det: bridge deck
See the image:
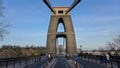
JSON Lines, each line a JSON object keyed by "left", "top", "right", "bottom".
{"left": 0, "top": 56, "right": 119, "bottom": 68}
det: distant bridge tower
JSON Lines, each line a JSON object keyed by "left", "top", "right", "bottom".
{"left": 43, "top": 0, "right": 81, "bottom": 57}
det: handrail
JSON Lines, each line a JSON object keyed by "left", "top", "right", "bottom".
{"left": 78, "top": 54, "right": 120, "bottom": 68}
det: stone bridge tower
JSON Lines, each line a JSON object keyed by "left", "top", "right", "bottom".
{"left": 43, "top": 0, "right": 81, "bottom": 57}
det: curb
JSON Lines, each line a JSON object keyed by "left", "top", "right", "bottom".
{"left": 43, "top": 58, "right": 56, "bottom": 68}
{"left": 67, "top": 60, "right": 83, "bottom": 68}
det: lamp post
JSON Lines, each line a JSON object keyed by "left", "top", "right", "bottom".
{"left": 80, "top": 45, "right": 82, "bottom": 53}
{"left": 115, "top": 46, "right": 118, "bottom": 56}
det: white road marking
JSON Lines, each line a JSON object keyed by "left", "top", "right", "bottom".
{"left": 51, "top": 60, "right": 57, "bottom": 68}
{"left": 64, "top": 62, "right": 69, "bottom": 68}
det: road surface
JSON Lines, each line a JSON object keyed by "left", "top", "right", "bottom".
{"left": 51, "top": 56, "right": 72, "bottom": 68}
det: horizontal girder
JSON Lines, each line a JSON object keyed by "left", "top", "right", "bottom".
{"left": 43, "top": 0, "right": 81, "bottom": 14}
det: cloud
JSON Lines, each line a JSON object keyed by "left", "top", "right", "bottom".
{"left": 12, "top": 32, "right": 47, "bottom": 38}
{"left": 74, "top": 16, "right": 120, "bottom": 23}
{"left": 0, "top": 32, "right": 47, "bottom": 46}
{"left": 75, "top": 27, "right": 114, "bottom": 45}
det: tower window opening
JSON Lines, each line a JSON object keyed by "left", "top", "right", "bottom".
{"left": 58, "top": 10, "right": 63, "bottom": 14}
{"left": 57, "top": 23, "right": 65, "bottom": 32}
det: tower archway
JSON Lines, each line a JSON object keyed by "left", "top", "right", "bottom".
{"left": 57, "top": 18, "right": 66, "bottom": 32}
{"left": 56, "top": 18, "right": 66, "bottom": 55}
{"left": 46, "top": 7, "right": 77, "bottom": 57}
{"left": 43, "top": 0, "right": 81, "bottom": 57}
{"left": 56, "top": 36, "right": 66, "bottom": 55}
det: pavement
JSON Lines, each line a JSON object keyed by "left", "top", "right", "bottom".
{"left": 0, "top": 59, "right": 35, "bottom": 68}
{"left": 25, "top": 59, "right": 46, "bottom": 68}
{"left": 77, "top": 59, "right": 105, "bottom": 68}
{"left": 79, "top": 58, "right": 119, "bottom": 68}
{"left": 24, "top": 57, "right": 56, "bottom": 68}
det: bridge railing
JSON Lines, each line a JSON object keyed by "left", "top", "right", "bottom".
{"left": 78, "top": 54, "right": 120, "bottom": 68}
{"left": 0, "top": 55, "right": 41, "bottom": 68}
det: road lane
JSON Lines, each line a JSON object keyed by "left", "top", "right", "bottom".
{"left": 51, "top": 56, "right": 71, "bottom": 68}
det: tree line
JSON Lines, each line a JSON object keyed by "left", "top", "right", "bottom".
{"left": 0, "top": 45, "right": 46, "bottom": 59}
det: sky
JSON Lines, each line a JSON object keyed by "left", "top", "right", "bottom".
{"left": 0, "top": 0, "right": 120, "bottom": 50}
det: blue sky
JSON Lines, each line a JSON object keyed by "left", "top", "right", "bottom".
{"left": 0, "top": 0, "right": 120, "bottom": 50}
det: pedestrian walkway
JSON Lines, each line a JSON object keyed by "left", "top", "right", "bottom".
{"left": 0, "top": 59, "right": 35, "bottom": 68}
{"left": 79, "top": 57, "right": 119, "bottom": 68}
{"left": 25, "top": 58, "right": 55, "bottom": 68}
{"left": 77, "top": 59, "right": 105, "bottom": 68}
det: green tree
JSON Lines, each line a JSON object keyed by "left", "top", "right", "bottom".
{"left": 39, "top": 46, "right": 46, "bottom": 54}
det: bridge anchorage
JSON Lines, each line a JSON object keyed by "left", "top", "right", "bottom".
{"left": 43, "top": 0, "right": 81, "bottom": 57}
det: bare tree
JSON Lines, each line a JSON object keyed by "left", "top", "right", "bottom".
{"left": 106, "top": 35, "right": 120, "bottom": 51}
{"left": 113, "top": 35, "right": 120, "bottom": 48}
{"left": 0, "top": 0, "right": 4, "bottom": 17}
{"left": 0, "top": 0, "right": 10, "bottom": 40}
{"left": 0, "top": 22, "right": 10, "bottom": 40}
